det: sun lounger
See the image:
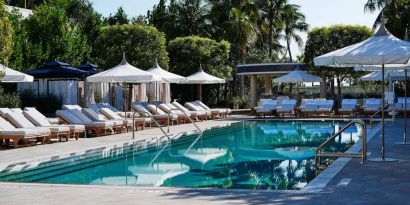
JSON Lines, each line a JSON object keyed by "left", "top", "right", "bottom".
{"left": 395, "top": 97, "right": 410, "bottom": 113}
{"left": 5, "top": 111, "right": 63, "bottom": 142}
{"left": 62, "top": 104, "right": 83, "bottom": 111}
{"left": 158, "top": 103, "right": 191, "bottom": 123}
{"left": 99, "top": 108, "right": 150, "bottom": 130}
{"left": 338, "top": 99, "right": 358, "bottom": 116}
{"left": 276, "top": 99, "right": 297, "bottom": 117}
{"left": 98, "top": 103, "right": 131, "bottom": 118}
{"left": 23, "top": 108, "right": 85, "bottom": 140}
{"left": 255, "top": 99, "right": 277, "bottom": 117}
{"left": 171, "top": 102, "right": 208, "bottom": 120}
{"left": 185, "top": 102, "right": 216, "bottom": 118}
{"left": 24, "top": 107, "right": 60, "bottom": 124}
{"left": 56, "top": 109, "right": 114, "bottom": 137}
{"left": 132, "top": 104, "right": 176, "bottom": 126}
{"left": 0, "top": 116, "right": 50, "bottom": 148}
{"left": 362, "top": 98, "right": 382, "bottom": 115}
{"left": 316, "top": 100, "right": 334, "bottom": 116}
{"left": 82, "top": 108, "right": 126, "bottom": 132}
{"left": 299, "top": 99, "right": 317, "bottom": 117}
{"left": 194, "top": 100, "right": 231, "bottom": 117}
{"left": 146, "top": 104, "right": 179, "bottom": 124}
{"left": 0, "top": 108, "right": 12, "bottom": 117}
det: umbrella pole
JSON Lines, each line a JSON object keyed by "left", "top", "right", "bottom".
{"left": 197, "top": 84, "right": 202, "bottom": 101}
{"left": 405, "top": 69, "right": 408, "bottom": 144}
{"left": 369, "top": 64, "right": 398, "bottom": 162}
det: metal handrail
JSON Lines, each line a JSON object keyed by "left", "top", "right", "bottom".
{"left": 132, "top": 111, "right": 171, "bottom": 140}
{"left": 315, "top": 119, "right": 367, "bottom": 170}
{"left": 170, "top": 108, "right": 203, "bottom": 134}
{"left": 369, "top": 104, "right": 391, "bottom": 127}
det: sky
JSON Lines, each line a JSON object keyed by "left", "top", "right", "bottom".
{"left": 91, "top": 0, "right": 380, "bottom": 56}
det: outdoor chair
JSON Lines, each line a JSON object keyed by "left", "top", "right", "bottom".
{"left": 170, "top": 102, "right": 208, "bottom": 121}
{"left": 338, "top": 99, "right": 358, "bottom": 116}
{"left": 316, "top": 100, "right": 334, "bottom": 116}
{"left": 0, "top": 116, "right": 50, "bottom": 148}
{"left": 99, "top": 108, "right": 150, "bottom": 130}
{"left": 276, "top": 99, "right": 297, "bottom": 117}
{"left": 395, "top": 97, "right": 410, "bottom": 113}
{"left": 299, "top": 99, "right": 317, "bottom": 117}
{"left": 362, "top": 98, "right": 382, "bottom": 115}
{"left": 82, "top": 108, "right": 127, "bottom": 132}
{"left": 195, "top": 100, "right": 231, "bottom": 117}
{"left": 158, "top": 103, "right": 192, "bottom": 123}
{"left": 24, "top": 107, "right": 60, "bottom": 124}
{"left": 132, "top": 104, "right": 175, "bottom": 126}
{"left": 184, "top": 102, "right": 215, "bottom": 118}
{"left": 23, "top": 108, "right": 85, "bottom": 140}
{"left": 5, "top": 111, "right": 66, "bottom": 142}
{"left": 56, "top": 109, "right": 115, "bottom": 137}
{"left": 97, "top": 103, "right": 132, "bottom": 118}
{"left": 255, "top": 99, "right": 277, "bottom": 117}
{"left": 146, "top": 104, "right": 179, "bottom": 124}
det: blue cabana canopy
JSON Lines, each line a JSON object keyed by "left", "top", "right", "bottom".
{"left": 77, "top": 61, "right": 98, "bottom": 75}
{"left": 25, "top": 60, "right": 91, "bottom": 79}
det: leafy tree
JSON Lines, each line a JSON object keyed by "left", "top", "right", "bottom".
{"left": 304, "top": 25, "right": 373, "bottom": 100}
{"left": 94, "top": 23, "right": 169, "bottom": 69}
{"left": 365, "top": 0, "right": 410, "bottom": 39}
{"left": 104, "top": 7, "right": 129, "bottom": 26}
{"left": 7, "top": 7, "right": 25, "bottom": 70}
{"left": 279, "top": 3, "right": 308, "bottom": 62}
{"left": 167, "top": 36, "right": 232, "bottom": 105}
{"left": 0, "top": 0, "right": 14, "bottom": 65}
{"left": 22, "top": 3, "right": 89, "bottom": 69}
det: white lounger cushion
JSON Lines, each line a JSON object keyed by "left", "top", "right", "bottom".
{"left": 6, "top": 112, "right": 69, "bottom": 133}
{"left": 195, "top": 101, "right": 231, "bottom": 113}
{"left": 68, "top": 109, "right": 114, "bottom": 126}
{"left": 82, "top": 108, "right": 124, "bottom": 126}
{"left": 24, "top": 110, "right": 84, "bottom": 132}
{"left": 147, "top": 104, "right": 167, "bottom": 115}
{"left": 0, "top": 108, "right": 12, "bottom": 117}
{"left": 159, "top": 104, "right": 191, "bottom": 117}
{"left": 185, "top": 102, "right": 212, "bottom": 115}
{"left": 171, "top": 102, "right": 207, "bottom": 116}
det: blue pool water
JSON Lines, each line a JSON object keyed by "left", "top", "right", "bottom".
{"left": 0, "top": 121, "right": 362, "bottom": 190}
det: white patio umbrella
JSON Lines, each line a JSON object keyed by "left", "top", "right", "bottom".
{"left": 273, "top": 69, "right": 322, "bottom": 83}
{"left": 314, "top": 15, "right": 410, "bottom": 161}
{"left": 359, "top": 70, "right": 410, "bottom": 81}
{"left": 273, "top": 69, "right": 321, "bottom": 95}
{"left": 0, "top": 64, "right": 33, "bottom": 83}
{"left": 181, "top": 65, "right": 225, "bottom": 101}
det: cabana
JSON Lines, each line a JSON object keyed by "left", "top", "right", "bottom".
{"left": 236, "top": 63, "right": 309, "bottom": 107}
{"left": 0, "top": 64, "right": 33, "bottom": 83}
{"left": 181, "top": 65, "right": 225, "bottom": 101}
{"left": 273, "top": 69, "right": 322, "bottom": 95}
{"left": 86, "top": 55, "right": 161, "bottom": 111}
{"left": 146, "top": 60, "right": 185, "bottom": 103}
{"left": 18, "top": 61, "right": 93, "bottom": 105}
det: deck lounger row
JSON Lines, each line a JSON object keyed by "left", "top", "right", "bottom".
{"left": 276, "top": 99, "right": 297, "bottom": 117}
{"left": 157, "top": 103, "right": 191, "bottom": 123}
{"left": 184, "top": 101, "right": 229, "bottom": 119}
{"left": 132, "top": 104, "right": 176, "bottom": 126}
{"left": 299, "top": 99, "right": 334, "bottom": 117}
{"left": 98, "top": 108, "right": 149, "bottom": 130}
{"left": 171, "top": 101, "right": 208, "bottom": 120}
{"left": 56, "top": 109, "right": 114, "bottom": 137}
{"left": 0, "top": 115, "right": 50, "bottom": 148}
{"left": 338, "top": 99, "right": 358, "bottom": 116}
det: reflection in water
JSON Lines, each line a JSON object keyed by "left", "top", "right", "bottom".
{"left": 36, "top": 121, "right": 361, "bottom": 190}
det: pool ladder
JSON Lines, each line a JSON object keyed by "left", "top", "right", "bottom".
{"left": 315, "top": 119, "right": 367, "bottom": 172}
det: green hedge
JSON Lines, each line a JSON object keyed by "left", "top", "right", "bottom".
{"left": 167, "top": 36, "right": 232, "bottom": 106}
{"left": 94, "top": 23, "right": 169, "bottom": 69}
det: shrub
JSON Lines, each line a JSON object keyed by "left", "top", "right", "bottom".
{"left": 94, "top": 23, "right": 169, "bottom": 69}
{"left": 168, "top": 36, "right": 232, "bottom": 106}
{"left": 19, "top": 91, "right": 63, "bottom": 115}
{"left": 0, "top": 87, "right": 21, "bottom": 108}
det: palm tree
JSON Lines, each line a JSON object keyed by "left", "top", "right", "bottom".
{"left": 226, "top": 7, "right": 259, "bottom": 63}
{"left": 279, "top": 3, "right": 309, "bottom": 62}
{"left": 364, "top": 0, "right": 409, "bottom": 38}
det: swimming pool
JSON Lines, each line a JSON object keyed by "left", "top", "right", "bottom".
{"left": 0, "top": 121, "right": 362, "bottom": 190}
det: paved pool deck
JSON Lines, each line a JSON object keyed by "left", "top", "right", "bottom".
{"left": 0, "top": 118, "right": 409, "bottom": 204}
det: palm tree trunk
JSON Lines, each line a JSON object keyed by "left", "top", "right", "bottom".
{"left": 287, "top": 39, "right": 293, "bottom": 62}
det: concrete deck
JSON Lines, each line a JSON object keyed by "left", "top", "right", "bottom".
{"left": 1, "top": 118, "right": 409, "bottom": 204}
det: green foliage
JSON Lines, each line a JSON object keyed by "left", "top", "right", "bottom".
{"left": 168, "top": 36, "right": 231, "bottom": 105}
{"left": 304, "top": 24, "right": 373, "bottom": 78}
{"left": 365, "top": 0, "right": 410, "bottom": 39}
{"left": 0, "top": 86, "right": 21, "bottom": 108}
{"left": 0, "top": 0, "right": 14, "bottom": 65}
{"left": 94, "top": 23, "right": 169, "bottom": 69}
{"left": 21, "top": 3, "right": 90, "bottom": 69}
{"left": 104, "top": 7, "right": 129, "bottom": 26}
{"left": 19, "top": 90, "right": 63, "bottom": 114}
{"left": 168, "top": 36, "right": 231, "bottom": 78}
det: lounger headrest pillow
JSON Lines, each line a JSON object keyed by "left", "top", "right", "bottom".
{"left": 100, "top": 108, "right": 122, "bottom": 120}
{"left": 23, "top": 110, "right": 51, "bottom": 126}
